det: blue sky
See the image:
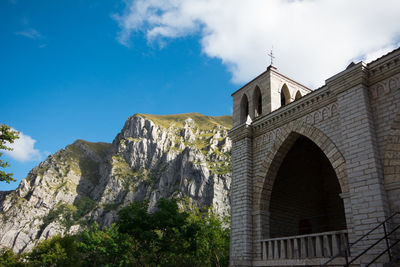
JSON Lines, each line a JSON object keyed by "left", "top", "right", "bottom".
{"left": 1, "top": 0, "right": 400, "bottom": 190}
{"left": 0, "top": 1, "right": 233, "bottom": 190}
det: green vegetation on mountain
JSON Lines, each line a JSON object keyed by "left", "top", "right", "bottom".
{"left": 64, "top": 141, "right": 111, "bottom": 184}
{"left": 74, "top": 140, "right": 111, "bottom": 158}
{"left": 1, "top": 198, "right": 229, "bottom": 267}
{"left": 135, "top": 113, "right": 232, "bottom": 130}
{"left": 38, "top": 196, "right": 97, "bottom": 238}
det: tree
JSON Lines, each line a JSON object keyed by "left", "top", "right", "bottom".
{"left": 0, "top": 198, "right": 229, "bottom": 266}
{"left": 187, "top": 207, "right": 230, "bottom": 266}
{"left": 25, "top": 235, "right": 80, "bottom": 267}
{"left": 77, "top": 223, "right": 134, "bottom": 267}
{"left": 117, "top": 199, "right": 199, "bottom": 266}
{"left": 0, "top": 124, "right": 19, "bottom": 183}
{"left": 0, "top": 248, "right": 23, "bottom": 267}
{"left": 117, "top": 198, "right": 230, "bottom": 267}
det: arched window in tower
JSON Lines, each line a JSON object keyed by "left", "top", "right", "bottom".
{"left": 253, "top": 86, "right": 262, "bottom": 117}
{"left": 240, "top": 94, "right": 249, "bottom": 123}
{"left": 281, "top": 84, "right": 291, "bottom": 107}
{"left": 281, "top": 93, "right": 286, "bottom": 106}
{"left": 295, "top": 91, "right": 302, "bottom": 100}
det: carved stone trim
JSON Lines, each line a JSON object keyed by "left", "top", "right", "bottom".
{"left": 252, "top": 88, "right": 335, "bottom": 137}
{"left": 253, "top": 102, "right": 338, "bottom": 149}
{"left": 369, "top": 74, "right": 400, "bottom": 99}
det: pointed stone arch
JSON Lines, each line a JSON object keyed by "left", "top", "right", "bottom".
{"left": 280, "top": 84, "right": 291, "bottom": 106}
{"left": 253, "top": 86, "right": 262, "bottom": 117}
{"left": 254, "top": 121, "right": 349, "bottom": 212}
{"left": 295, "top": 90, "right": 302, "bottom": 100}
{"left": 240, "top": 94, "right": 249, "bottom": 123}
{"left": 251, "top": 122, "right": 349, "bottom": 247}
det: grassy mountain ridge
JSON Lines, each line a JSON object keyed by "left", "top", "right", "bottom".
{"left": 133, "top": 113, "right": 232, "bottom": 130}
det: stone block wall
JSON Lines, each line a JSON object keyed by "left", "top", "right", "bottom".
{"left": 230, "top": 125, "right": 253, "bottom": 266}
{"left": 229, "top": 48, "right": 400, "bottom": 266}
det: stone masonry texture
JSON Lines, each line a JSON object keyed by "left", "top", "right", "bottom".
{"left": 229, "top": 48, "right": 400, "bottom": 266}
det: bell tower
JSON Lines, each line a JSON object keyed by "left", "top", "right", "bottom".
{"left": 231, "top": 65, "right": 312, "bottom": 127}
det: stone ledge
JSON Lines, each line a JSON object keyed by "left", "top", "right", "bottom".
{"left": 252, "top": 257, "right": 351, "bottom": 266}
{"left": 385, "top": 181, "right": 400, "bottom": 191}
{"left": 325, "top": 61, "right": 368, "bottom": 93}
{"left": 229, "top": 124, "right": 253, "bottom": 142}
{"left": 230, "top": 259, "right": 252, "bottom": 266}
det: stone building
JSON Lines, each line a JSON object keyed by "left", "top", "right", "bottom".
{"left": 229, "top": 48, "right": 400, "bottom": 266}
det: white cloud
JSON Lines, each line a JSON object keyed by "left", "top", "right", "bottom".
{"left": 2, "top": 130, "right": 42, "bottom": 162}
{"left": 114, "top": 0, "right": 400, "bottom": 88}
{"left": 15, "top": 28, "right": 42, "bottom": 39}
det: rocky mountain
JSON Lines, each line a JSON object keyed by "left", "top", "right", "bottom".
{"left": 0, "top": 113, "right": 232, "bottom": 253}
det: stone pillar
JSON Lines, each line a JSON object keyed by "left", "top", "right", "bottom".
{"left": 252, "top": 210, "right": 269, "bottom": 261}
{"left": 229, "top": 124, "right": 253, "bottom": 266}
{"left": 334, "top": 64, "right": 390, "bottom": 263}
{"left": 340, "top": 192, "right": 353, "bottom": 251}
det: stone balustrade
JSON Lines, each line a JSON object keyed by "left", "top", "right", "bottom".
{"left": 260, "top": 230, "right": 349, "bottom": 260}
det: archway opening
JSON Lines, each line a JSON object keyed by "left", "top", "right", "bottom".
{"left": 295, "top": 91, "right": 302, "bottom": 100}
{"left": 240, "top": 94, "right": 249, "bottom": 123}
{"left": 253, "top": 87, "right": 262, "bottom": 117}
{"left": 281, "top": 84, "right": 290, "bottom": 107}
{"left": 269, "top": 136, "right": 346, "bottom": 238}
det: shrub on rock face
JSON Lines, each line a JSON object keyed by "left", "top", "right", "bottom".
{"left": 0, "top": 248, "right": 23, "bottom": 267}
{"left": 25, "top": 235, "right": 80, "bottom": 267}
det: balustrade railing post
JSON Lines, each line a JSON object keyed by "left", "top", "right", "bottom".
{"left": 287, "top": 239, "right": 293, "bottom": 259}
{"left": 262, "top": 241, "right": 267, "bottom": 260}
{"left": 300, "top": 237, "right": 307, "bottom": 258}
{"left": 315, "top": 236, "right": 323, "bottom": 257}
{"left": 332, "top": 233, "right": 339, "bottom": 256}
{"left": 323, "top": 234, "right": 331, "bottom": 257}
{"left": 274, "top": 240, "right": 279, "bottom": 259}
{"left": 307, "top": 236, "right": 314, "bottom": 257}
{"left": 280, "top": 240, "right": 286, "bottom": 259}
{"left": 268, "top": 241, "right": 273, "bottom": 259}
{"left": 294, "top": 238, "right": 300, "bottom": 258}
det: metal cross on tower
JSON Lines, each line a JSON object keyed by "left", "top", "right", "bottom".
{"left": 268, "top": 49, "right": 275, "bottom": 66}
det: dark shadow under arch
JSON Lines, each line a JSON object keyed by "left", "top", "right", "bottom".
{"left": 295, "top": 91, "right": 302, "bottom": 100}
{"left": 254, "top": 123, "right": 348, "bottom": 211}
{"left": 281, "top": 84, "right": 291, "bottom": 106}
{"left": 253, "top": 86, "right": 262, "bottom": 117}
{"left": 269, "top": 136, "right": 346, "bottom": 237}
{"left": 240, "top": 94, "right": 249, "bottom": 123}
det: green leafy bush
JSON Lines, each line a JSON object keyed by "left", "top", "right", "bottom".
{"left": 2, "top": 198, "right": 230, "bottom": 267}
{"left": 26, "top": 235, "right": 79, "bottom": 267}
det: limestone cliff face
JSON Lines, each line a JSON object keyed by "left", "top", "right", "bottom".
{"left": 0, "top": 113, "right": 232, "bottom": 253}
